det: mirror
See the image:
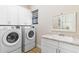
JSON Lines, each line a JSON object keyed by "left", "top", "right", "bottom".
{"left": 52, "top": 13, "right": 76, "bottom": 32}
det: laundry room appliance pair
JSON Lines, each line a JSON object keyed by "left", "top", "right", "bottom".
{"left": 22, "top": 26, "right": 35, "bottom": 52}
{"left": 0, "top": 25, "right": 36, "bottom": 53}
{"left": 0, "top": 26, "right": 22, "bottom": 53}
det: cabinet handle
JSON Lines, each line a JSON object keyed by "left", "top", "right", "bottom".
{"left": 59, "top": 49, "right": 60, "bottom": 53}
{"left": 56, "top": 49, "right": 59, "bottom": 53}
{"left": 58, "top": 48, "right": 60, "bottom": 53}
{"left": 56, "top": 49, "right": 60, "bottom": 53}
{"left": 56, "top": 49, "right": 57, "bottom": 53}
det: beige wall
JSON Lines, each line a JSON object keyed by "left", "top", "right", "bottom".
{"left": 32, "top": 5, "right": 79, "bottom": 48}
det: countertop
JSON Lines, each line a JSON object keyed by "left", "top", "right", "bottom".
{"left": 42, "top": 34, "right": 79, "bottom": 46}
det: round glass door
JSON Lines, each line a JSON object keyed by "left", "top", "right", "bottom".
{"left": 6, "top": 32, "right": 19, "bottom": 43}
{"left": 28, "top": 30, "right": 34, "bottom": 38}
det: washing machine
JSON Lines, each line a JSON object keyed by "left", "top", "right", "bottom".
{"left": 22, "top": 26, "right": 35, "bottom": 52}
{"left": 0, "top": 26, "right": 22, "bottom": 53}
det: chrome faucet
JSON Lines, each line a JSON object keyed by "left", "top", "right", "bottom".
{"left": 59, "top": 34, "right": 64, "bottom": 36}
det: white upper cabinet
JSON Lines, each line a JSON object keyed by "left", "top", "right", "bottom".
{"left": 0, "top": 6, "right": 8, "bottom": 25}
{"left": 0, "top": 6, "right": 32, "bottom": 25}
{"left": 7, "top": 6, "right": 18, "bottom": 25}
{"left": 18, "top": 6, "right": 32, "bottom": 25}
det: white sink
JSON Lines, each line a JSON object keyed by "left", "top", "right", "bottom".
{"left": 53, "top": 34, "right": 74, "bottom": 42}
{"left": 43, "top": 34, "right": 75, "bottom": 42}
{"left": 63, "top": 36, "right": 74, "bottom": 42}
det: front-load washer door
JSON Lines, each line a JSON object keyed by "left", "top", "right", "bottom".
{"left": 26, "top": 29, "right": 35, "bottom": 40}
{"left": 2, "top": 30, "right": 21, "bottom": 46}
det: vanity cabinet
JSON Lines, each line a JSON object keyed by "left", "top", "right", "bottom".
{"left": 41, "top": 38, "right": 79, "bottom": 53}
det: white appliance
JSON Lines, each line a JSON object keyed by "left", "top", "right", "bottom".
{"left": 22, "top": 26, "right": 35, "bottom": 52}
{"left": 0, "top": 26, "right": 22, "bottom": 53}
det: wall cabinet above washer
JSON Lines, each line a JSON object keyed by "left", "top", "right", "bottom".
{"left": 18, "top": 6, "right": 32, "bottom": 25}
{"left": 0, "top": 6, "right": 8, "bottom": 25}
{"left": 0, "top": 6, "right": 32, "bottom": 25}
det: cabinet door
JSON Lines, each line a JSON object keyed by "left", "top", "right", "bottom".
{"left": 18, "top": 6, "right": 32, "bottom": 25}
{"left": 59, "top": 42, "right": 79, "bottom": 53}
{"left": 7, "top": 6, "right": 18, "bottom": 25}
{"left": 41, "top": 38, "right": 59, "bottom": 53}
{"left": 0, "top": 6, "right": 8, "bottom": 25}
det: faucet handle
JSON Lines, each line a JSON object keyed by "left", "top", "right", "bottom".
{"left": 59, "top": 34, "right": 64, "bottom": 36}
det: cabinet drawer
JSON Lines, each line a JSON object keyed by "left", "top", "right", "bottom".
{"left": 59, "top": 42, "right": 79, "bottom": 53}
{"left": 41, "top": 38, "right": 59, "bottom": 46}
